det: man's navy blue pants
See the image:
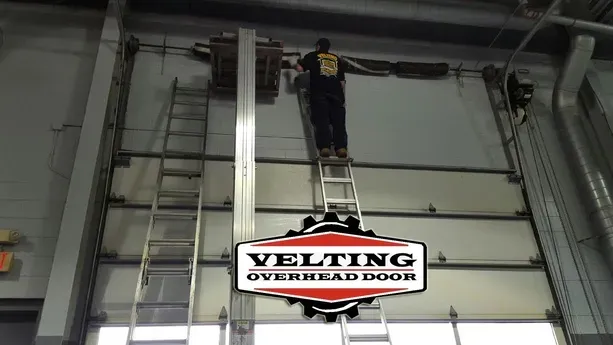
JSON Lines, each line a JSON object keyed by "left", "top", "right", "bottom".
{"left": 309, "top": 93, "right": 347, "bottom": 151}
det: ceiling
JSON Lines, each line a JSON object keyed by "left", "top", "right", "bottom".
{"left": 7, "top": 0, "right": 613, "bottom": 60}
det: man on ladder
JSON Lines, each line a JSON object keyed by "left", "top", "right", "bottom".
{"left": 292, "top": 38, "right": 349, "bottom": 158}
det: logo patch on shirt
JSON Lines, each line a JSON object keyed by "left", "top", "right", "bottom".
{"left": 317, "top": 53, "right": 339, "bottom": 77}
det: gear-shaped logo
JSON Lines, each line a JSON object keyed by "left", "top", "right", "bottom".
{"left": 234, "top": 212, "right": 427, "bottom": 322}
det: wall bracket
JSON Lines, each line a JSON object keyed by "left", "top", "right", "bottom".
{"left": 529, "top": 253, "right": 545, "bottom": 265}
{"left": 438, "top": 251, "right": 447, "bottom": 263}
{"left": 545, "top": 306, "right": 561, "bottom": 320}
{"left": 507, "top": 173, "right": 523, "bottom": 184}
{"left": 219, "top": 306, "right": 229, "bottom": 322}
{"left": 109, "top": 192, "right": 126, "bottom": 204}
{"left": 222, "top": 247, "right": 230, "bottom": 259}
{"left": 113, "top": 155, "right": 131, "bottom": 168}
{"left": 515, "top": 208, "right": 532, "bottom": 217}
{"left": 99, "top": 246, "right": 118, "bottom": 259}
{"left": 88, "top": 311, "right": 108, "bottom": 322}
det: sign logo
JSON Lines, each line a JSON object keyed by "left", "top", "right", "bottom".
{"left": 233, "top": 212, "right": 428, "bottom": 322}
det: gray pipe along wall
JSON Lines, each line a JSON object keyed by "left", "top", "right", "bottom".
{"left": 553, "top": 34, "right": 613, "bottom": 270}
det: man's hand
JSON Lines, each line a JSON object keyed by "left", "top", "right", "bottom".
{"left": 289, "top": 57, "right": 305, "bottom": 72}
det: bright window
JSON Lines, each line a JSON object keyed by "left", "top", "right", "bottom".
{"left": 344, "top": 322, "right": 456, "bottom": 345}
{"left": 388, "top": 323, "right": 457, "bottom": 345}
{"left": 254, "top": 323, "right": 341, "bottom": 345}
{"left": 254, "top": 322, "right": 456, "bottom": 345}
{"left": 97, "top": 325, "right": 220, "bottom": 344}
{"left": 457, "top": 323, "right": 558, "bottom": 345}
{"left": 93, "top": 322, "right": 559, "bottom": 345}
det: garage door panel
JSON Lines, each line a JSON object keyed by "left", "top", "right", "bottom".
{"left": 93, "top": 266, "right": 229, "bottom": 323}
{"left": 255, "top": 213, "right": 538, "bottom": 263}
{"left": 255, "top": 270, "right": 553, "bottom": 321}
{"left": 102, "top": 209, "right": 232, "bottom": 257}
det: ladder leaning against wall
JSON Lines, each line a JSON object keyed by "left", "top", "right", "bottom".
{"left": 125, "top": 77, "right": 211, "bottom": 345}
{"left": 297, "top": 86, "right": 394, "bottom": 345}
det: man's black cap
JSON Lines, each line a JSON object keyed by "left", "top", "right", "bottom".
{"left": 316, "top": 38, "right": 331, "bottom": 52}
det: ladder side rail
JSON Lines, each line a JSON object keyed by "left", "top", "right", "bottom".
{"left": 186, "top": 84, "right": 211, "bottom": 345}
{"left": 378, "top": 300, "right": 393, "bottom": 345}
{"left": 298, "top": 87, "right": 320, "bottom": 157}
{"left": 345, "top": 161, "right": 393, "bottom": 345}
{"left": 340, "top": 312, "right": 351, "bottom": 345}
{"left": 299, "top": 87, "right": 329, "bottom": 212}
{"left": 125, "top": 77, "right": 179, "bottom": 345}
{"left": 346, "top": 161, "right": 363, "bottom": 229}
{"left": 318, "top": 160, "right": 330, "bottom": 213}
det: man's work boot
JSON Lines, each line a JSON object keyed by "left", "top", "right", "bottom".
{"left": 319, "top": 148, "right": 331, "bottom": 158}
{"left": 336, "top": 148, "right": 348, "bottom": 158}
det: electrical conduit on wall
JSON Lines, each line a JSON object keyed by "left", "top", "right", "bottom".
{"left": 552, "top": 34, "right": 613, "bottom": 271}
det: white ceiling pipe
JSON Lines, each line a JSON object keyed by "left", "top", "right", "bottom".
{"left": 548, "top": 15, "right": 613, "bottom": 35}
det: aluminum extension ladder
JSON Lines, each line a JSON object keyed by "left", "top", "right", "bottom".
{"left": 125, "top": 77, "right": 210, "bottom": 345}
{"left": 297, "top": 86, "right": 394, "bottom": 345}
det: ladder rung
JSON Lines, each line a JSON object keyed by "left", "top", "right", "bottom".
{"left": 359, "top": 303, "right": 381, "bottom": 310}
{"left": 147, "top": 266, "right": 191, "bottom": 276}
{"left": 174, "top": 100, "right": 208, "bottom": 106}
{"left": 323, "top": 177, "right": 352, "bottom": 184}
{"left": 349, "top": 334, "right": 390, "bottom": 342}
{"left": 158, "top": 189, "right": 200, "bottom": 198}
{"left": 136, "top": 301, "right": 189, "bottom": 309}
{"left": 319, "top": 157, "right": 352, "bottom": 165}
{"left": 176, "top": 86, "right": 207, "bottom": 92}
{"left": 326, "top": 198, "right": 356, "bottom": 205}
{"left": 154, "top": 212, "right": 198, "bottom": 220}
{"left": 164, "top": 149, "right": 204, "bottom": 157}
{"left": 162, "top": 168, "right": 202, "bottom": 178}
{"left": 172, "top": 114, "right": 207, "bottom": 121}
{"left": 168, "top": 130, "right": 206, "bottom": 138}
{"left": 130, "top": 340, "right": 187, "bottom": 345}
{"left": 149, "top": 239, "right": 195, "bottom": 247}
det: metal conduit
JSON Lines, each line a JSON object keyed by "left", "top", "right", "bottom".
{"left": 548, "top": 15, "right": 613, "bottom": 35}
{"left": 552, "top": 35, "right": 613, "bottom": 270}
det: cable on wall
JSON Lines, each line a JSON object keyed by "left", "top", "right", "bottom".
{"left": 527, "top": 104, "right": 611, "bottom": 337}
{"left": 500, "top": 0, "right": 563, "bottom": 181}
{"left": 518, "top": 102, "right": 611, "bottom": 343}
{"left": 474, "top": 2, "right": 525, "bottom": 69}
{"left": 518, "top": 118, "right": 579, "bottom": 344}
{"left": 47, "top": 128, "right": 70, "bottom": 180}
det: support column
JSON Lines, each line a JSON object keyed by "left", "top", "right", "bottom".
{"left": 34, "top": 2, "right": 122, "bottom": 345}
{"left": 229, "top": 28, "right": 257, "bottom": 345}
